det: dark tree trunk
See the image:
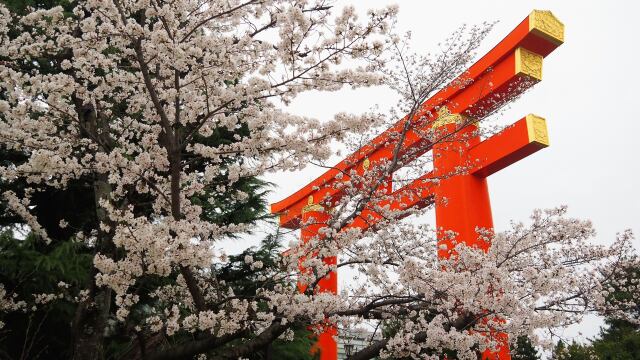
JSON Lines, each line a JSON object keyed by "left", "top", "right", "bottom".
{"left": 71, "top": 102, "right": 115, "bottom": 360}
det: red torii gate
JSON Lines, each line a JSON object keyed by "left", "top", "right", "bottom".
{"left": 271, "top": 10, "right": 563, "bottom": 360}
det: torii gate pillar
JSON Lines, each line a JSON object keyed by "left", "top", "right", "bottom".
{"left": 433, "top": 121, "right": 507, "bottom": 358}
{"left": 433, "top": 121, "right": 494, "bottom": 256}
{"left": 433, "top": 112, "right": 551, "bottom": 359}
{"left": 300, "top": 205, "right": 338, "bottom": 360}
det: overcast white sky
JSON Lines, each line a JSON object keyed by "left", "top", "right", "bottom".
{"left": 271, "top": 0, "right": 640, "bottom": 240}
{"left": 234, "top": 0, "right": 640, "bottom": 344}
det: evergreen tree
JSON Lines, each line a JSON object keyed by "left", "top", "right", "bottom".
{"left": 591, "top": 319, "right": 640, "bottom": 360}
{"left": 551, "top": 340, "right": 595, "bottom": 360}
{"left": 511, "top": 336, "right": 540, "bottom": 360}
{"left": 590, "top": 264, "right": 640, "bottom": 360}
{"left": 548, "top": 264, "right": 640, "bottom": 360}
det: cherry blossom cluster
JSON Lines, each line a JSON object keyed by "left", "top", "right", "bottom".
{"left": 0, "top": 1, "right": 637, "bottom": 359}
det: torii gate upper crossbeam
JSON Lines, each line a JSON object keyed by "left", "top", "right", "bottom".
{"left": 272, "top": 10, "right": 564, "bottom": 229}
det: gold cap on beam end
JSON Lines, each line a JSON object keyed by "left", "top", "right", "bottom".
{"left": 432, "top": 106, "right": 468, "bottom": 128}
{"left": 529, "top": 10, "right": 564, "bottom": 46}
{"left": 302, "top": 195, "right": 325, "bottom": 214}
{"left": 362, "top": 157, "right": 370, "bottom": 171}
{"left": 526, "top": 114, "right": 549, "bottom": 146}
{"left": 515, "top": 47, "right": 543, "bottom": 81}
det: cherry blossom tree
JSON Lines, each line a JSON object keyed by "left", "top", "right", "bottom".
{"left": 0, "top": 1, "right": 637, "bottom": 360}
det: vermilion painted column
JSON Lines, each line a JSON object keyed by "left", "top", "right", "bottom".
{"left": 300, "top": 202, "right": 337, "bottom": 360}
{"left": 433, "top": 119, "right": 493, "bottom": 255}
{"left": 432, "top": 112, "right": 510, "bottom": 360}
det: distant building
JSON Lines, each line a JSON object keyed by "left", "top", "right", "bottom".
{"left": 337, "top": 328, "right": 381, "bottom": 359}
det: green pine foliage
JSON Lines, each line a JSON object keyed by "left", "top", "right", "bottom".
{"left": 511, "top": 336, "right": 540, "bottom": 360}
{"left": 551, "top": 340, "right": 596, "bottom": 360}
{"left": 0, "top": 230, "right": 92, "bottom": 359}
{"left": 591, "top": 319, "right": 640, "bottom": 360}
{"left": 590, "top": 264, "right": 640, "bottom": 360}
{"left": 210, "top": 235, "right": 314, "bottom": 359}
{"left": 549, "top": 263, "right": 640, "bottom": 360}
{"left": 268, "top": 327, "right": 317, "bottom": 360}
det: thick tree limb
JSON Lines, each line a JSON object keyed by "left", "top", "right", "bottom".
{"left": 146, "top": 329, "right": 250, "bottom": 360}
{"left": 210, "top": 322, "right": 288, "bottom": 360}
{"left": 347, "top": 312, "right": 478, "bottom": 360}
